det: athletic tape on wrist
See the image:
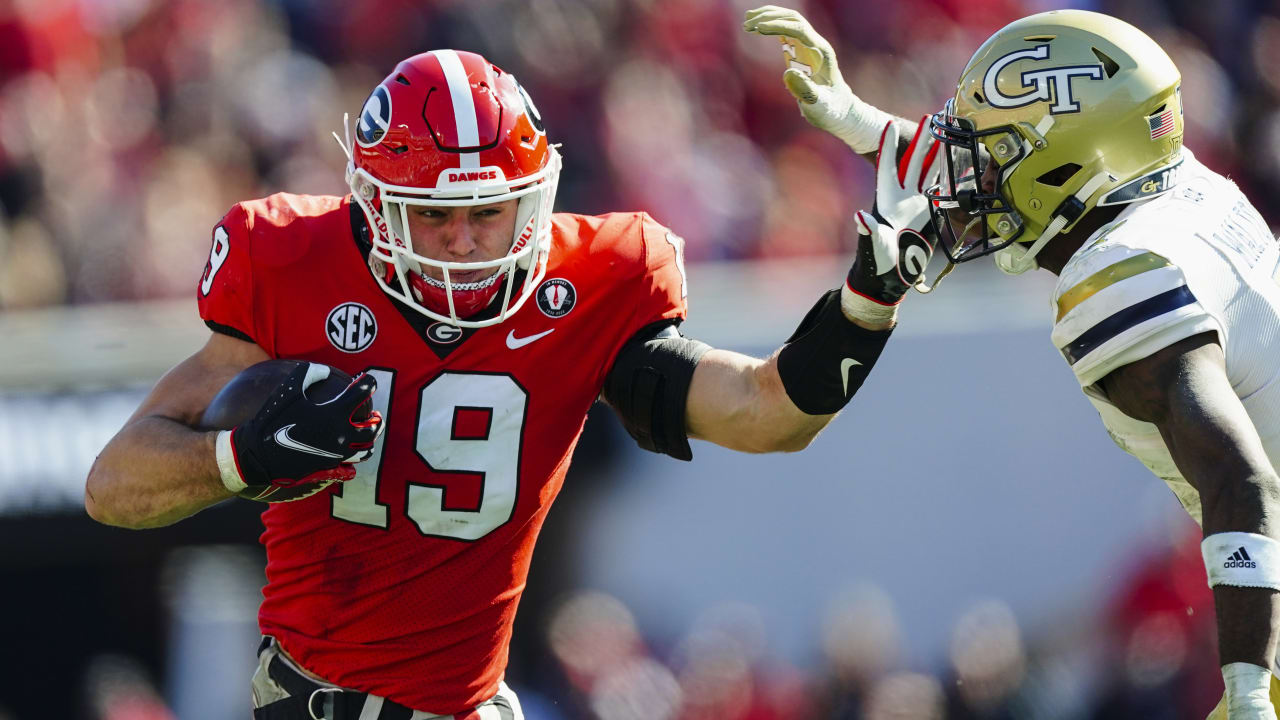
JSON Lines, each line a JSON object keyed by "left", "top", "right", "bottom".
{"left": 840, "top": 283, "right": 898, "bottom": 326}
{"left": 215, "top": 430, "right": 248, "bottom": 493}
{"left": 1201, "top": 532, "right": 1280, "bottom": 590}
{"left": 1222, "top": 662, "right": 1274, "bottom": 715}
{"left": 777, "top": 289, "right": 893, "bottom": 415}
{"left": 836, "top": 100, "right": 896, "bottom": 155}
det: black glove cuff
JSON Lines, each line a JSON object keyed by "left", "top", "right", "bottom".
{"left": 777, "top": 289, "right": 893, "bottom": 415}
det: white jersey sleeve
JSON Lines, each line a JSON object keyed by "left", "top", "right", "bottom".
{"left": 1050, "top": 224, "right": 1222, "bottom": 388}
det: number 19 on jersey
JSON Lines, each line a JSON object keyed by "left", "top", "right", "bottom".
{"left": 331, "top": 369, "right": 529, "bottom": 541}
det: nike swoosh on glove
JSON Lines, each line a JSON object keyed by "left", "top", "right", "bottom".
{"left": 217, "top": 363, "right": 384, "bottom": 499}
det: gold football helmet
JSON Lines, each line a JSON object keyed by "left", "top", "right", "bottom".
{"left": 926, "top": 10, "right": 1184, "bottom": 273}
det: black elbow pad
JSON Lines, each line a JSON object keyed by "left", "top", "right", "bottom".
{"left": 602, "top": 321, "right": 711, "bottom": 461}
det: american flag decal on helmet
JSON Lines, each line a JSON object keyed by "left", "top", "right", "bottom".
{"left": 1148, "top": 107, "right": 1175, "bottom": 140}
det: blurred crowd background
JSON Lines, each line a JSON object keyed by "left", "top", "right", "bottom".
{"left": 2, "top": 0, "right": 1279, "bottom": 308}
{"left": 1, "top": 0, "right": 1277, "bottom": 718}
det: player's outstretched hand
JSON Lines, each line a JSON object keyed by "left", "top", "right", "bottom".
{"left": 744, "top": 5, "right": 893, "bottom": 154}
{"left": 222, "top": 363, "right": 384, "bottom": 494}
{"left": 844, "top": 118, "right": 940, "bottom": 320}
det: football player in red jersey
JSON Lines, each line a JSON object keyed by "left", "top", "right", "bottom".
{"left": 84, "top": 49, "right": 938, "bottom": 719}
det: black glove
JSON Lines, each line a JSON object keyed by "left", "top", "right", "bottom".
{"left": 216, "top": 363, "right": 383, "bottom": 497}
{"left": 845, "top": 117, "right": 939, "bottom": 309}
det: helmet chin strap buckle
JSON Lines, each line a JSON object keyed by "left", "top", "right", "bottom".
{"left": 995, "top": 242, "right": 1039, "bottom": 275}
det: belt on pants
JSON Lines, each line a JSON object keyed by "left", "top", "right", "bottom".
{"left": 253, "top": 638, "right": 418, "bottom": 720}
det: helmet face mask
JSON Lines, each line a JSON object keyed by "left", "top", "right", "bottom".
{"left": 927, "top": 102, "right": 1027, "bottom": 264}
{"left": 338, "top": 49, "right": 561, "bottom": 327}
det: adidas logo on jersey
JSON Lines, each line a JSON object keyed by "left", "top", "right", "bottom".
{"left": 1224, "top": 547, "right": 1257, "bottom": 569}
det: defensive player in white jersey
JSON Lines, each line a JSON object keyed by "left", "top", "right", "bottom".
{"left": 746, "top": 6, "right": 1280, "bottom": 719}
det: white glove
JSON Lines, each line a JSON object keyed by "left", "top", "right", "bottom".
{"left": 856, "top": 116, "right": 940, "bottom": 246}
{"left": 842, "top": 118, "right": 940, "bottom": 325}
{"left": 744, "top": 5, "right": 894, "bottom": 154}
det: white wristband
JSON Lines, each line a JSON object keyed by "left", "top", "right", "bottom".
{"left": 215, "top": 430, "right": 248, "bottom": 493}
{"left": 1202, "top": 532, "right": 1280, "bottom": 590}
{"left": 1222, "top": 662, "right": 1274, "bottom": 717}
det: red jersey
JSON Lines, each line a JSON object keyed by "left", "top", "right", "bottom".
{"left": 196, "top": 193, "right": 688, "bottom": 713}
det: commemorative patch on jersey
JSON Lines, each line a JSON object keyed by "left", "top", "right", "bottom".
{"left": 326, "top": 302, "right": 378, "bottom": 353}
{"left": 536, "top": 278, "right": 576, "bottom": 318}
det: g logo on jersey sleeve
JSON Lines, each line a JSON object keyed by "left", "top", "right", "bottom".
{"left": 356, "top": 86, "right": 392, "bottom": 148}
{"left": 327, "top": 302, "right": 378, "bottom": 353}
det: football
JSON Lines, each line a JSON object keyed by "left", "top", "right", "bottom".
{"left": 201, "top": 359, "right": 354, "bottom": 502}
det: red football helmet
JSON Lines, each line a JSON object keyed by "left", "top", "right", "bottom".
{"left": 338, "top": 50, "right": 561, "bottom": 326}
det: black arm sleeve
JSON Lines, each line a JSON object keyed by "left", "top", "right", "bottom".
{"left": 776, "top": 289, "right": 893, "bottom": 414}
{"left": 601, "top": 320, "right": 711, "bottom": 461}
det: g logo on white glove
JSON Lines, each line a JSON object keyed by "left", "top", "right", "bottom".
{"left": 845, "top": 118, "right": 942, "bottom": 314}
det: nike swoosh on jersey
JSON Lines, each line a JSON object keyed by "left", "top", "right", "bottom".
{"left": 506, "top": 328, "right": 555, "bottom": 349}
{"left": 273, "top": 425, "right": 344, "bottom": 458}
{"left": 840, "top": 357, "right": 862, "bottom": 396}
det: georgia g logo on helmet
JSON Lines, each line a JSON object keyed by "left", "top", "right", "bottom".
{"left": 356, "top": 85, "right": 393, "bottom": 147}
{"left": 983, "top": 44, "right": 1104, "bottom": 114}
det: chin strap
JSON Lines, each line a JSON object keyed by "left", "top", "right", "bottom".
{"left": 913, "top": 260, "right": 955, "bottom": 293}
{"left": 994, "top": 170, "right": 1113, "bottom": 275}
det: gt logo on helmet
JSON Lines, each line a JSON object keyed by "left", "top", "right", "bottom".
{"left": 983, "top": 44, "right": 1103, "bottom": 114}
{"left": 356, "top": 86, "right": 393, "bottom": 148}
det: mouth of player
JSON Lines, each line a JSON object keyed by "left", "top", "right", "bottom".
{"left": 423, "top": 267, "right": 505, "bottom": 289}
{"left": 449, "top": 269, "right": 491, "bottom": 282}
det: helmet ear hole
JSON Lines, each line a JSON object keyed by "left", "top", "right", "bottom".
{"left": 1036, "top": 163, "right": 1083, "bottom": 187}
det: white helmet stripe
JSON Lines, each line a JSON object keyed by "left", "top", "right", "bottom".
{"left": 434, "top": 49, "right": 481, "bottom": 170}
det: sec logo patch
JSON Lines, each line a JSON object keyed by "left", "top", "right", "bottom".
{"left": 536, "top": 278, "right": 576, "bottom": 318}
{"left": 326, "top": 302, "right": 377, "bottom": 353}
